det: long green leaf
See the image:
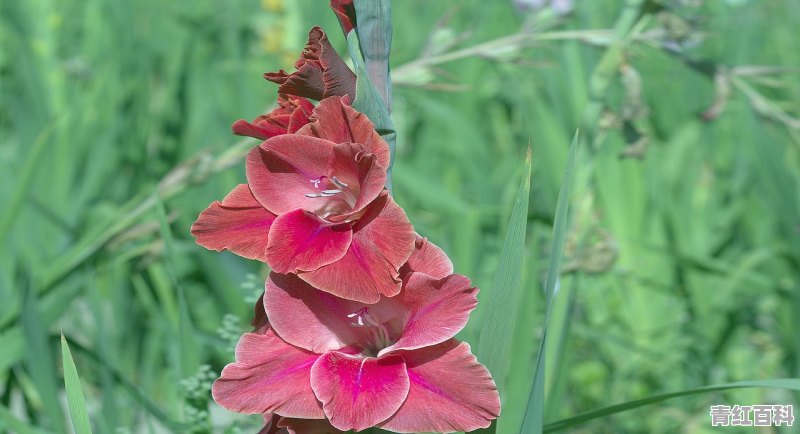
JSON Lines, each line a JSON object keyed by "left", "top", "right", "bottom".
{"left": 520, "top": 131, "right": 579, "bottom": 434}
{"left": 61, "top": 334, "right": 94, "bottom": 434}
{"left": 544, "top": 379, "right": 800, "bottom": 432}
{"left": 477, "top": 149, "right": 532, "bottom": 393}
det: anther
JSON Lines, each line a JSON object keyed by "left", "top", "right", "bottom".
{"left": 331, "top": 176, "right": 348, "bottom": 189}
{"left": 347, "top": 309, "right": 368, "bottom": 326}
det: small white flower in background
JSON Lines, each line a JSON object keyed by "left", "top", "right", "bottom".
{"left": 512, "top": 0, "right": 574, "bottom": 15}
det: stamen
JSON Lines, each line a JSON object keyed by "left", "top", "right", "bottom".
{"left": 331, "top": 176, "right": 348, "bottom": 188}
{"left": 347, "top": 307, "right": 394, "bottom": 353}
{"left": 305, "top": 193, "right": 326, "bottom": 198}
{"left": 346, "top": 314, "right": 365, "bottom": 326}
{"left": 321, "top": 189, "right": 343, "bottom": 195}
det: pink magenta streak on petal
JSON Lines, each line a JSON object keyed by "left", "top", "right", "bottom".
{"left": 266, "top": 210, "right": 352, "bottom": 274}
{"left": 259, "top": 357, "right": 317, "bottom": 388}
{"left": 310, "top": 352, "right": 409, "bottom": 431}
{"left": 299, "top": 193, "right": 414, "bottom": 303}
{"left": 378, "top": 340, "right": 500, "bottom": 433}
{"left": 352, "top": 358, "right": 367, "bottom": 404}
{"left": 407, "top": 369, "right": 455, "bottom": 401}
{"left": 212, "top": 330, "right": 324, "bottom": 418}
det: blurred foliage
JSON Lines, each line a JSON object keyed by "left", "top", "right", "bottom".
{"left": 1, "top": 0, "right": 799, "bottom": 433}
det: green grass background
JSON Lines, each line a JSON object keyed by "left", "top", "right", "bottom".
{"left": 2, "top": 0, "right": 799, "bottom": 433}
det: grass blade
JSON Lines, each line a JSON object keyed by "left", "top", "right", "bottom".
{"left": 544, "top": 378, "right": 800, "bottom": 432}
{"left": 520, "top": 131, "right": 579, "bottom": 434}
{"left": 154, "top": 193, "right": 199, "bottom": 378}
{"left": 63, "top": 336, "right": 194, "bottom": 431}
{"left": 61, "top": 334, "right": 94, "bottom": 434}
{"left": 477, "top": 148, "right": 532, "bottom": 395}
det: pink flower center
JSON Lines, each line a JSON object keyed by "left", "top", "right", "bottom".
{"left": 305, "top": 175, "right": 359, "bottom": 221}
{"left": 347, "top": 307, "right": 393, "bottom": 357}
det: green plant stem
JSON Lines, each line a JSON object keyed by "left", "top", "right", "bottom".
{"left": 581, "top": 0, "right": 647, "bottom": 141}
{"left": 353, "top": 0, "right": 396, "bottom": 191}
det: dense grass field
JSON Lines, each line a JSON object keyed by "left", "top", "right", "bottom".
{"left": 2, "top": 0, "right": 800, "bottom": 432}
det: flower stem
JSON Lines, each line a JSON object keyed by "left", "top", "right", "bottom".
{"left": 352, "top": 0, "right": 396, "bottom": 192}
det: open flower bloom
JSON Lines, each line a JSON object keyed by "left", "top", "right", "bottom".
{"left": 213, "top": 266, "right": 501, "bottom": 433}
{"left": 232, "top": 94, "right": 315, "bottom": 140}
{"left": 264, "top": 27, "right": 356, "bottom": 101}
{"left": 193, "top": 96, "right": 414, "bottom": 303}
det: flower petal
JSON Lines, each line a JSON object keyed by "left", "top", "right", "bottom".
{"left": 246, "top": 135, "right": 335, "bottom": 215}
{"left": 399, "top": 235, "right": 454, "bottom": 279}
{"left": 379, "top": 272, "right": 477, "bottom": 355}
{"left": 265, "top": 210, "right": 352, "bottom": 274}
{"left": 212, "top": 329, "right": 324, "bottom": 418}
{"left": 327, "top": 142, "right": 386, "bottom": 216}
{"left": 251, "top": 292, "right": 269, "bottom": 332}
{"left": 264, "top": 27, "right": 355, "bottom": 101}
{"left": 264, "top": 272, "right": 374, "bottom": 353}
{"left": 190, "top": 184, "right": 276, "bottom": 262}
{"left": 286, "top": 100, "right": 314, "bottom": 134}
{"left": 296, "top": 96, "right": 391, "bottom": 169}
{"left": 329, "top": 0, "right": 356, "bottom": 34}
{"left": 231, "top": 119, "right": 285, "bottom": 140}
{"left": 379, "top": 340, "right": 501, "bottom": 433}
{"left": 311, "top": 352, "right": 409, "bottom": 432}
{"left": 300, "top": 193, "right": 415, "bottom": 303}
{"left": 232, "top": 95, "right": 314, "bottom": 140}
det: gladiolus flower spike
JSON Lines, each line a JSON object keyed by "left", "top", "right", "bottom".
{"left": 192, "top": 2, "right": 502, "bottom": 432}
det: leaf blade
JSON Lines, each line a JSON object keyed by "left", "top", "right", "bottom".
{"left": 520, "top": 131, "right": 580, "bottom": 434}
{"left": 477, "top": 148, "right": 532, "bottom": 393}
{"left": 61, "top": 334, "right": 94, "bottom": 434}
{"left": 544, "top": 379, "right": 800, "bottom": 432}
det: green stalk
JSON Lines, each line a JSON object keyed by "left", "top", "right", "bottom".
{"left": 352, "top": 0, "right": 397, "bottom": 191}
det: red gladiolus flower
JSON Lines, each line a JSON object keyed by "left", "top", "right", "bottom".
{"left": 192, "top": 96, "right": 414, "bottom": 303}
{"left": 329, "top": 0, "right": 356, "bottom": 35}
{"left": 264, "top": 27, "right": 356, "bottom": 101}
{"left": 232, "top": 94, "right": 315, "bottom": 140}
{"left": 212, "top": 268, "right": 501, "bottom": 433}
